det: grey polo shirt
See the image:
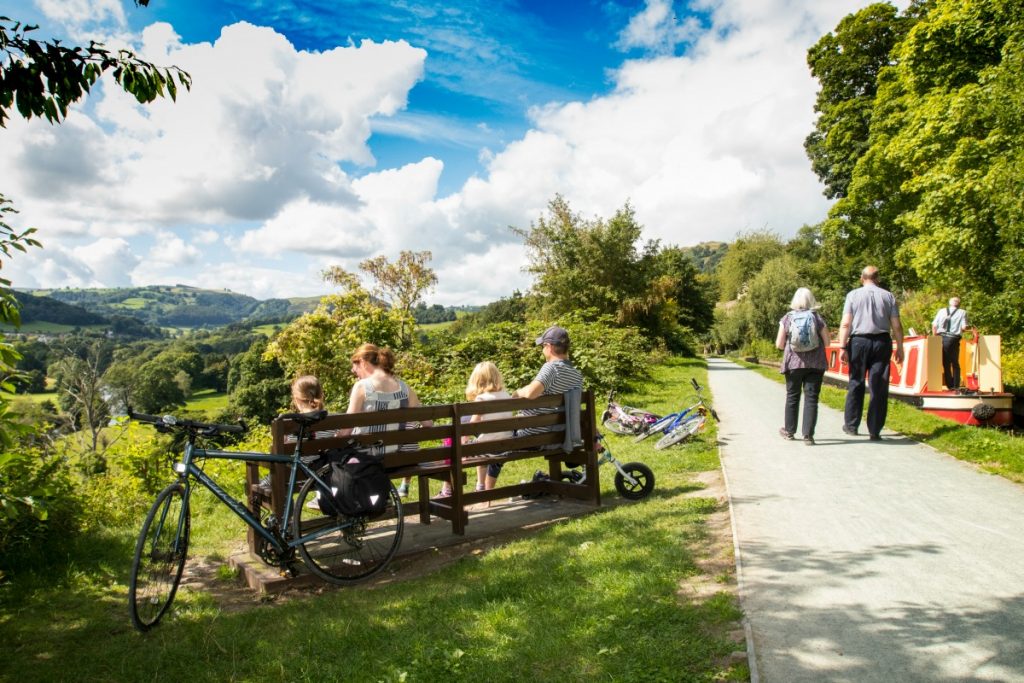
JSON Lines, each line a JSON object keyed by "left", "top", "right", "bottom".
{"left": 842, "top": 283, "right": 899, "bottom": 335}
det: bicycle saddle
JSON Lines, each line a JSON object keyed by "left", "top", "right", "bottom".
{"left": 277, "top": 409, "right": 328, "bottom": 425}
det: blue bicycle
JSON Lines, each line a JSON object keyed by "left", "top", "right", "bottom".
{"left": 633, "top": 379, "right": 720, "bottom": 450}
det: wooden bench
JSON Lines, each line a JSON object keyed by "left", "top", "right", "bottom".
{"left": 244, "top": 390, "right": 601, "bottom": 553}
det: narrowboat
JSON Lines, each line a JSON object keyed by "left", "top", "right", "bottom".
{"left": 823, "top": 332, "right": 1015, "bottom": 426}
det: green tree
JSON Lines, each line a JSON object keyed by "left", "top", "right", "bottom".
{"left": 359, "top": 251, "right": 437, "bottom": 348}
{"left": 227, "top": 338, "right": 290, "bottom": 424}
{"left": 132, "top": 360, "right": 187, "bottom": 414}
{"left": 266, "top": 269, "right": 404, "bottom": 404}
{"left": 0, "top": 4, "right": 190, "bottom": 128}
{"left": 516, "top": 196, "right": 661, "bottom": 326}
{"left": 827, "top": 0, "right": 1024, "bottom": 329}
{"left": 805, "top": 3, "right": 918, "bottom": 199}
{"left": 714, "top": 230, "right": 786, "bottom": 302}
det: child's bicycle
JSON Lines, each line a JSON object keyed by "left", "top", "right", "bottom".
{"left": 127, "top": 410, "right": 403, "bottom": 632}
{"left": 634, "top": 378, "right": 720, "bottom": 450}
{"left": 560, "top": 433, "right": 655, "bottom": 500}
{"left": 601, "top": 390, "right": 661, "bottom": 436}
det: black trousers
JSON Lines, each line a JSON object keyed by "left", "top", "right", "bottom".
{"left": 941, "top": 334, "right": 961, "bottom": 389}
{"left": 784, "top": 368, "right": 824, "bottom": 438}
{"left": 844, "top": 335, "right": 892, "bottom": 437}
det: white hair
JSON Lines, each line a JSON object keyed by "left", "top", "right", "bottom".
{"left": 949, "top": 297, "right": 960, "bottom": 307}
{"left": 790, "top": 287, "right": 819, "bottom": 311}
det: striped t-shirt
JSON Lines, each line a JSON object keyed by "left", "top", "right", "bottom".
{"left": 519, "top": 359, "right": 584, "bottom": 436}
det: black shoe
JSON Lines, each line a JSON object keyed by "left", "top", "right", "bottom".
{"left": 778, "top": 427, "right": 794, "bottom": 441}
{"left": 869, "top": 433, "right": 882, "bottom": 441}
{"left": 803, "top": 436, "right": 814, "bottom": 445}
{"left": 842, "top": 425, "right": 858, "bottom": 436}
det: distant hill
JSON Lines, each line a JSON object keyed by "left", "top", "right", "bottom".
{"left": 678, "top": 241, "right": 729, "bottom": 273}
{"left": 24, "top": 285, "right": 321, "bottom": 329}
{"left": 12, "top": 291, "right": 107, "bottom": 326}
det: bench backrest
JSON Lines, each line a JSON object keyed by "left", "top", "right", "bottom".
{"left": 270, "top": 391, "right": 596, "bottom": 468}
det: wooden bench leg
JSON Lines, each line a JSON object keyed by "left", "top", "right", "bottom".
{"left": 417, "top": 475, "right": 432, "bottom": 525}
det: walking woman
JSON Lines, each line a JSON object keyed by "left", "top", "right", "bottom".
{"left": 775, "top": 287, "right": 831, "bottom": 445}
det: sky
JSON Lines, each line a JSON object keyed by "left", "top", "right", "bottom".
{"left": 0, "top": 0, "right": 903, "bottom": 305}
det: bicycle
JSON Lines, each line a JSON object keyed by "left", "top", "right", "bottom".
{"left": 127, "top": 410, "right": 403, "bottom": 632}
{"left": 601, "top": 390, "right": 661, "bottom": 436}
{"left": 560, "top": 433, "right": 655, "bottom": 500}
{"left": 633, "top": 378, "right": 720, "bottom": 450}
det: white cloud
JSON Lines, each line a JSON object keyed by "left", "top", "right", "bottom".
{"left": 146, "top": 230, "right": 202, "bottom": 267}
{"left": 616, "top": 0, "right": 702, "bottom": 54}
{"left": 2, "top": 1, "right": 900, "bottom": 306}
{"left": 36, "top": 0, "right": 125, "bottom": 30}
{"left": 0, "top": 21, "right": 427, "bottom": 228}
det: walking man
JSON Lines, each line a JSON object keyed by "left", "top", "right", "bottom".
{"left": 931, "top": 297, "right": 968, "bottom": 390}
{"left": 836, "top": 266, "right": 904, "bottom": 441}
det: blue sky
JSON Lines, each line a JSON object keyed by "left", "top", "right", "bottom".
{"left": 0, "top": 0, "right": 892, "bottom": 304}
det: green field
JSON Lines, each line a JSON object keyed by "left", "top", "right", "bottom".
{"left": 1, "top": 390, "right": 59, "bottom": 408}
{"left": 252, "top": 322, "right": 285, "bottom": 337}
{"left": 183, "top": 389, "right": 229, "bottom": 413}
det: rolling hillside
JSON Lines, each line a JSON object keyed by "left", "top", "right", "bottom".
{"left": 20, "top": 285, "right": 321, "bottom": 329}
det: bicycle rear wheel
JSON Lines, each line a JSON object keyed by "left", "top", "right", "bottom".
{"left": 634, "top": 414, "right": 676, "bottom": 442}
{"left": 602, "top": 412, "right": 634, "bottom": 435}
{"left": 655, "top": 416, "right": 704, "bottom": 450}
{"left": 293, "top": 466, "right": 404, "bottom": 583}
{"left": 129, "top": 483, "right": 190, "bottom": 632}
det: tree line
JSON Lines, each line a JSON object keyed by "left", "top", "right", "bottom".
{"left": 713, "top": 0, "right": 1024, "bottom": 389}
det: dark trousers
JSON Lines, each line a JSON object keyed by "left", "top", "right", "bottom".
{"left": 844, "top": 335, "right": 892, "bottom": 437}
{"left": 941, "top": 335, "right": 961, "bottom": 389}
{"left": 784, "top": 368, "right": 824, "bottom": 438}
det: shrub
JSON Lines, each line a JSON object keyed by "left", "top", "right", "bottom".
{"left": 0, "top": 446, "right": 82, "bottom": 573}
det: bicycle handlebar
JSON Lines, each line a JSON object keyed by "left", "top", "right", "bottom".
{"left": 128, "top": 411, "right": 246, "bottom": 435}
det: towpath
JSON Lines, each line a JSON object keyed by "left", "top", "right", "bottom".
{"left": 707, "top": 357, "right": 1024, "bottom": 682}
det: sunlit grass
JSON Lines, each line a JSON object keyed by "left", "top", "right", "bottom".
{"left": 1, "top": 357, "right": 747, "bottom": 682}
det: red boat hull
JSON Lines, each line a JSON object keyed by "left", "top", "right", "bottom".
{"left": 823, "top": 335, "right": 1014, "bottom": 427}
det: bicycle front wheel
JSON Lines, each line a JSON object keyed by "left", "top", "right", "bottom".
{"left": 293, "top": 466, "right": 404, "bottom": 583}
{"left": 655, "top": 416, "right": 703, "bottom": 450}
{"left": 614, "top": 462, "right": 655, "bottom": 500}
{"left": 129, "top": 483, "right": 190, "bottom": 632}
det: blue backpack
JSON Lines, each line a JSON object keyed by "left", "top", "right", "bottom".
{"left": 788, "top": 310, "right": 819, "bottom": 353}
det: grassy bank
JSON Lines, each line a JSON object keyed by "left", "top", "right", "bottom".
{"left": 735, "top": 358, "right": 1024, "bottom": 484}
{"left": 1, "top": 356, "right": 746, "bottom": 682}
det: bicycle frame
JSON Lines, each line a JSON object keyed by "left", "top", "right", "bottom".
{"left": 635, "top": 378, "right": 715, "bottom": 442}
{"left": 178, "top": 444, "right": 334, "bottom": 553}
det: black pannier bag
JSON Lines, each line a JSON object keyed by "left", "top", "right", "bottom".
{"left": 316, "top": 441, "right": 390, "bottom": 518}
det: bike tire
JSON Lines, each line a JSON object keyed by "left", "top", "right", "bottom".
{"left": 129, "top": 482, "right": 190, "bottom": 632}
{"left": 655, "top": 416, "right": 703, "bottom": 450}
{"left": 293, "top": 465, "right": 404, "bottom": 583}
{"left": 602, "top": 415, "right": 634, "bottom": 436}
{"left": 634, "top": 414, "right": 676, "bottom": 442}
{"left": 614, "top": 462, "right": 655, "bottom": 500}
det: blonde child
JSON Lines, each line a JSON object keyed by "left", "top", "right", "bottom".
{"left": 463, "top": 361, "right": 514, "bottom": 492}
